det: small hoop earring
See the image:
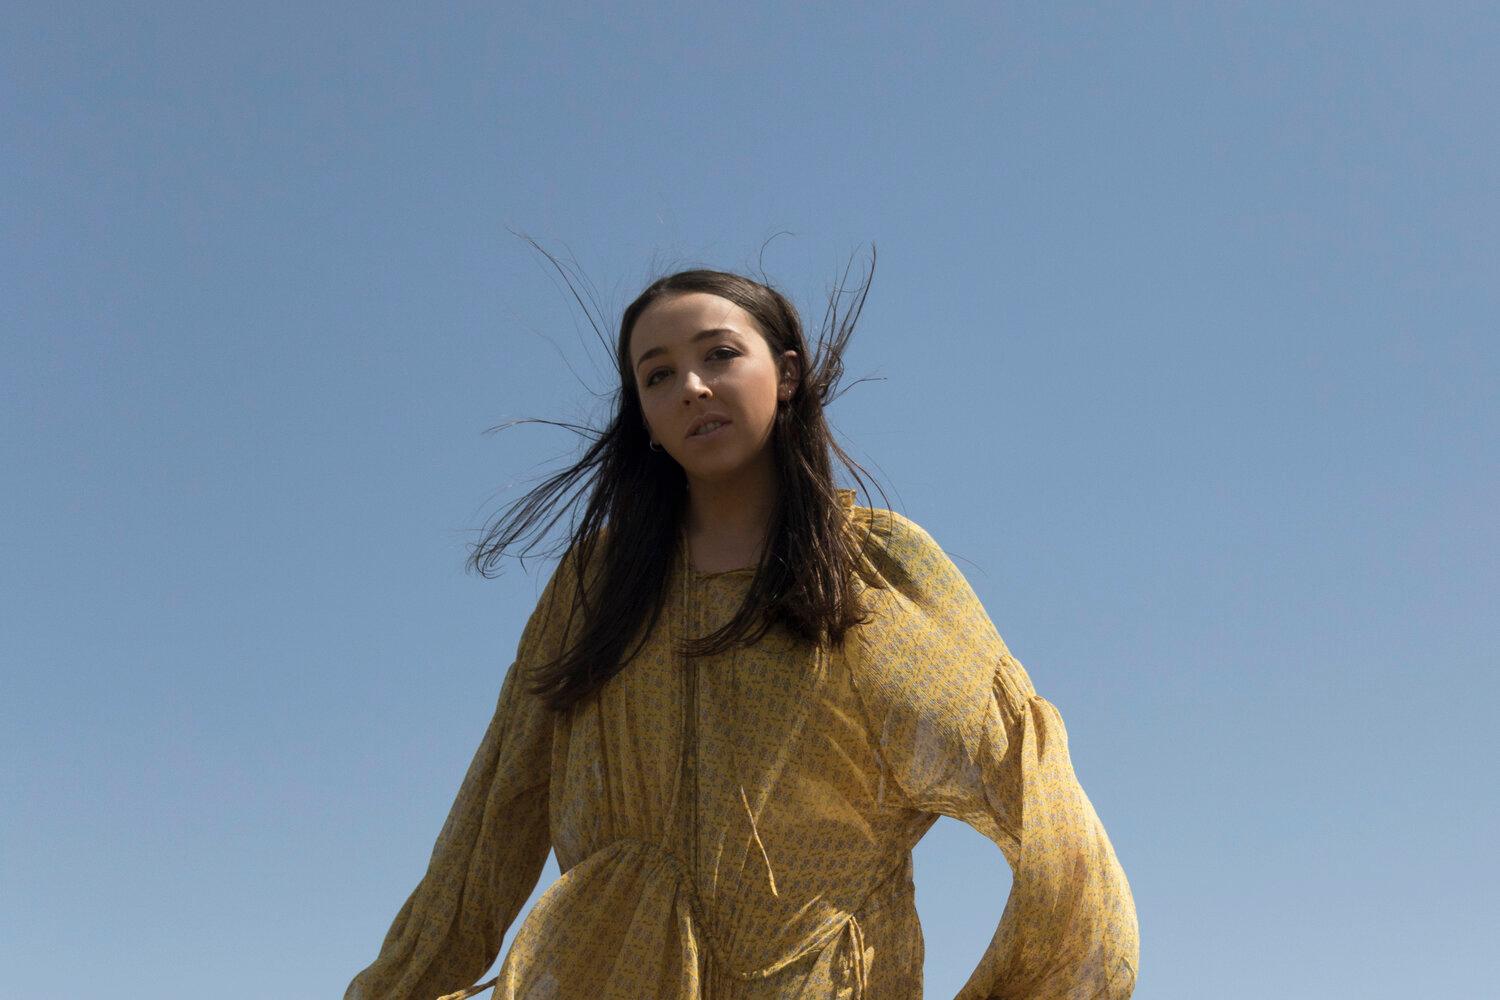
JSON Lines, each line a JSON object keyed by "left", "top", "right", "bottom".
{"left": 649, "top": 439, "right": 663, "bottom": 452}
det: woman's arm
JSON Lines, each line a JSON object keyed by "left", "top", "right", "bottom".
{"left": 850, "top": 511, "right": 1138, "bottom": 1000}
{"left": 946, "top": 654, "right": 1138, "bottom": 1000}
{"left": 343, "top": 566, "right": 567, "bottom": 1000}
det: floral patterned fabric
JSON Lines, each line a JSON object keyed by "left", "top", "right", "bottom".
{"left": 345, "top": 492, "right": 1138, "bottom": 999}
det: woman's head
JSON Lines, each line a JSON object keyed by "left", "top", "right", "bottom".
{"left": 470, "top": 250, "right": 883, "bottom": 711}
{"left": 620, "top": 274, "right": 803, "bottom": 491}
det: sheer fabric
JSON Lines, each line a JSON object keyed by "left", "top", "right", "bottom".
{"left": 346, "top": 493, "right": 1138, "bottom": 999}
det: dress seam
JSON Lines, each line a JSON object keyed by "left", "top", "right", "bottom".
{"left": 841, "top": 624, "right": 920, "bottom": 815}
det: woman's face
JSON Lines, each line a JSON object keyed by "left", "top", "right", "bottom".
{"left": 628, "top": 292, "right": 797, "bottom": 487}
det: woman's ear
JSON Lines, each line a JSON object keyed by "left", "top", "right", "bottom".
{"left": 778, "top": 350, "right": 800, "bottom": 401}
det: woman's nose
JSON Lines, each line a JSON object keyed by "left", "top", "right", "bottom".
{"left": 681, "top": 369, "right": 712, "bottom": 400}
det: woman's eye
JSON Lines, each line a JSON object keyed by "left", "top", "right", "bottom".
{"left": 644, "top": 348, "right": 733, "bottom": 388}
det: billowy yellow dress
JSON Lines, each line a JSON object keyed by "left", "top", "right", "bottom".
{"left": 346, "top": 493, "right": 1138, "bottom": 999}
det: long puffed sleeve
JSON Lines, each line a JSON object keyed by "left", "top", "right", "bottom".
{"left": 847, "top": 510, "right": 1139, "bottom": 1000}
{"left": 344, "top": 563, "right": 566, "bottom": 1000}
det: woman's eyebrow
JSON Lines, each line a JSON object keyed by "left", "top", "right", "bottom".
{"left": 634, "top": 327, "right": 738, "bottom": 370}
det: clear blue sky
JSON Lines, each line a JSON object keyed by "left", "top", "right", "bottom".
{"left": 4, "top": 3, "right": 1496, "bottom": 997}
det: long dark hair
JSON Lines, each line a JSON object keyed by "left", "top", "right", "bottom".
{"left": 469, "top": 243, "right": 886, "bottom": 712}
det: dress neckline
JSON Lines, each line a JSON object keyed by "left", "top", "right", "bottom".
{"left": 679, "top": 530, "right": 758, "bottom": 577}
{"left": 687, "top": 564, "right": 758, "bottom": 578}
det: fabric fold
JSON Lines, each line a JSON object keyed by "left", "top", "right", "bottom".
{"left": 491, "top": 839, "right": 703, "bottom": 999}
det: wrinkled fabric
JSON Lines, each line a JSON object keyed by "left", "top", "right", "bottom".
{"left": 346, "top": 492, "right": 1138, "bottom": 1000}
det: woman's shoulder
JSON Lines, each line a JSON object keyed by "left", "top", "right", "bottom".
{"left": 518, "top": 531, "right": 609, "bottom": 654}
{"left": 837, "top": 498, "right": 1026, "bottom": 724}
{"left": 840, "top": 494, "right": 968, "bottom": 605}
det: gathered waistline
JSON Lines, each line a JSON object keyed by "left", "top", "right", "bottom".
{"left": 559, "top": 835, "right": 910, "bottom": 984}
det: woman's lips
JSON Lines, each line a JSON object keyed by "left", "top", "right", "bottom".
{"left": 687, "top": 420, "right": 731, "bottom": 441}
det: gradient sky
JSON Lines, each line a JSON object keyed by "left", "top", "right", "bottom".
{"left": 4, "top": 3, "right": 1496, "bottom": 998}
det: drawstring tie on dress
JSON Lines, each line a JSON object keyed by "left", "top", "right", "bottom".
{"left": 739, "top": 784, "right": 779, "bottom": 898}
{"left": 707, "top": 910, "right": 870, "bottom": 999}
{"left": 434, "top": 980, "right": 494, "bottom": 1000}
{"left": 842, "top": 912, "right": 869, "bottom": 999}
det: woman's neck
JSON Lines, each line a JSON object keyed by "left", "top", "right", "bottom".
{"left": 682, "top": 464, "right": 777, "bottom": 572}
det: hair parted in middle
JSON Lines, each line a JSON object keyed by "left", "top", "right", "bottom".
{"left": 469, "top": 241, "right": 888, "bottom": 712}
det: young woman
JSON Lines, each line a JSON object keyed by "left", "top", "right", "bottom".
{"left": 344, "top": 262, "right": 1139, "bottom": 1000}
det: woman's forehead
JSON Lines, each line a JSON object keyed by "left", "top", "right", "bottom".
{"left": 630, "top": 293, "right": 762, "bottom": 358}
{"left": 637, "top": 292, "right": 751, "bottom": 333}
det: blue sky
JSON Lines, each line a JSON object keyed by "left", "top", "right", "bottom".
{"left": 4, "top": 3, "right": 1496, "bottom": 997}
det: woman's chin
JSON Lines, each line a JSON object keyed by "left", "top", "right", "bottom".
{"left": 679, "top": 456, "right": 756, "bottom": 487}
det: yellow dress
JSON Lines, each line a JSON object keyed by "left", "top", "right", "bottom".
{"left": 345, "top": 493, "right": 1139, "bottom": 999}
